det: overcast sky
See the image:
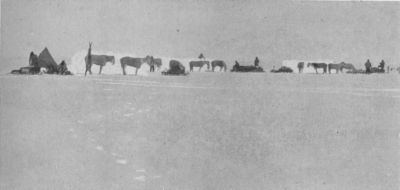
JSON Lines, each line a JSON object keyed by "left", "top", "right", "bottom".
{"left": 1, "top": 0, "right": 399, "bottom": 71}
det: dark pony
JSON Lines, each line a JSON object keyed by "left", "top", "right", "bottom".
{"left": 211, "top": 60, "right": 227, "bottom": 72}
{"left": 307, "top": 62, "right": 327, "bottom": 74}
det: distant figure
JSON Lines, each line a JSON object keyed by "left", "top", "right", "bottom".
{"left": 58, "top": 60, "right": 68, "bottom": 75}
{"left": 378, "top": 60, "right": 385, "bottom": 72}
{"left": 149, "top": 56, "right": 155, "bottom": 72}
{"left": 365, "top": 59, "right": 372, "bottom": 73}
{"left": 254, "top": 57, "right": 259, "bottom": 67}
{"left": 85, "top": 42, "right": 92, "bottom": 76}
{"left": 150, "top": 64, "right": 155, "bottom": 72}
{"left": 29, "top": 52, "right": 39, "bottom": 68}
{"left": 234, "top": 61, "right": 240, "bottom": 67}
{"left": 152, "top": 58, "right": 162, "bottom": 71}
{"left": 297, "top": 62, "right": 304, "bottom": 73}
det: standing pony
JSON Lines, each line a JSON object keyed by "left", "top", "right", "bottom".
{"left": 328, "top": 63, "right": 343, "bottom": 74}
{"left": 189, "top": 61, "right": 210, "bottom": 72}
{"left": 85, "top": 54, "right": 115, "bottom": 75}
{"left": 307, "top": 62, "right": 327, "bottom": 74}
{"left": 297, "top": 62, "right": 304, "bottom": 73}
{"left": 211, "top": 60, "right": 227, "bottom": 72}
{"left": 339, "top": 62, "right": 356, "bottom": 73}
{"left": 120, "top": 56, "right": 152, "bottom": 75}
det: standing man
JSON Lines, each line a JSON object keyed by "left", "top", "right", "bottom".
{"left": 254, "top": 57, "right": 259, "bottom": 67}
{"left": 297, "top": 62, "right": 304, "bottom": 73}
{"left": 149, "top": 56, "right": 155, "bottom": 72}
{"left": 378, "top": 60, "right": 385, "bottom": 72}
{"left": 365, "top": 59, "right": 372, "bottom": 74}
{"left": 85, "top": 42, "right": 92, "bottom": 76}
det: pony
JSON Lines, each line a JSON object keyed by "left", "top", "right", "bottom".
{"left": 189, "top": 61, "right": 210, "bottom": 72}
{"left": 120, "top": 55, "right": 152, "bottom": 75}
{"left": 211, "top": 60, "right": 227, "bottom": 72}
{"left": 297, "top": 62, "right": 304, "bottom": 73}
{"left": 84, "top": 55, "right": 115, "bottom": 75}
{"left": 307, "top": 62, "right": 327, "bottom": 74}
{"left": 339, "top": 62, "right": 356, "bottom": 73}
{"left": 328, "top": 63, "right": 343, "bottom": 74}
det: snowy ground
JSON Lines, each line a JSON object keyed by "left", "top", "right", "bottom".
{"left": 0, "top": 72, "right": 399, "bottom": 190}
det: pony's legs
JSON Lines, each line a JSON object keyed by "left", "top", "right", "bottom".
{"left": 199, "top": 66, "right": 202, "bottom": 72}
{"left": 121, "top": 64, "right": 126, "bottom": 75}
{"left": 135, "top": 68, "right": 138, "bottom": 76}
{"left": 85, "top": 64, "right": 92, "bottom": 76}
{"left": 99, "top": 66, "right": 103, "bottom": 74}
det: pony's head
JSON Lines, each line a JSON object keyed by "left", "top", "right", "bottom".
{"left": 110, "top": 56, "right": 116, "bottom": 65}
{"left": 144, "top": 55, "right": 153, "bottom": 64}
{"left": 307, "top": 62, "right": 312, "bottom": 67}
{"left": 205, "top": 61, "right": 210, "bottom": 70}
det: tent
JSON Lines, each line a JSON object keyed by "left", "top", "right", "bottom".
{"left": 38, "top": 47, "right": 58, "bottom": 73}
{"left": 282, "top": 60, "right": 334, "bottom": 73}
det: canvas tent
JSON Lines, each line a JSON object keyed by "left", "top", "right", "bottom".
{"left": 282, "top": 60, "right": 334, "bottom": 73}
{"left": 38, "top": 47, "right": 58, "bottom": 73}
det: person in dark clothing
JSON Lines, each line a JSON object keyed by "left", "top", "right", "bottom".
{"left": 378, "top": 60, "right": 385, "bottom": 72}
{"left": 85, "top": 42, "right": 92, "bottom": 76}
{"left": 365, "top": 59, "right": 372, "bottom": 73}
{"left": 149, "top": 56, "right": 155, "bottom": 72}
{"left": 254, "top": 57, "right": 259, "bottom": 67}
{"left": 29, "top": 52, "right": 39, "bottom": 68}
